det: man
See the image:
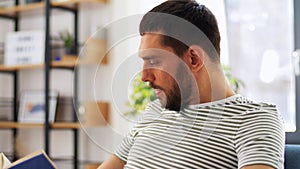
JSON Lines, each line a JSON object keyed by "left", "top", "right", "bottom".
{"left": 99, "top": 0, "right": 285, "bottom": 168}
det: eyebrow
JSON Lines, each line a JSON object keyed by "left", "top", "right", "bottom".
{"left": 140, "top": 55, "right": 158, "bottom": 60}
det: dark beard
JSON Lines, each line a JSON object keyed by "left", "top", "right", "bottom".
{"left": 149, "top": 81, "right": 181, "bottom": 111}
{"left": 155, "top": 63, "right": 194, "bottom": 111}
{"left": 166, "top": 67, "right": 194, "bottom": 111}
{"left": 165, "top": 81, "right": 182, "bottom": 111}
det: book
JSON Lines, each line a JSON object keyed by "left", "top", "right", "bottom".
{"left": 0, "top": 150, "right": 57, "bottom": 169}
{"left": 0, "top": 153, "right": 11, "bottom": 169}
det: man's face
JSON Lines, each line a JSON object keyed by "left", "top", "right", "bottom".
{"left": 139, "top": 34, "right": 193, "bottom": 111}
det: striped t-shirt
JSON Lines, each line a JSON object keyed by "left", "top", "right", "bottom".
{"left": 115, "top": 94, "right": 285, "bottom": 169}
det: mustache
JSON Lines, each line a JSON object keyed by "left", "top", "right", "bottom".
{"left": 149, "top": 82, "right": 164, "bottom": 91}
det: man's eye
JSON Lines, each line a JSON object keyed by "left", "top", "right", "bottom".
{"left": 149, "top": 59, "right": 159, "bottom": 65}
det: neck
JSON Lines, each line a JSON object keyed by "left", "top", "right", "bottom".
{"left": 195, "top": 65, "right": 235, "bottom": 104}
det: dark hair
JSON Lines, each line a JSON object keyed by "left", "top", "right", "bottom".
{"left": 139, "top": 0, "right": 221, "bottom": 61}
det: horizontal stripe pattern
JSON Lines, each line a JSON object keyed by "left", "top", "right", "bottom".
{"left": 115, "top": 95, "right": 284, "bottom": 169}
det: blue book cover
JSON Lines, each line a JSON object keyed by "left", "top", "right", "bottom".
{"left": 4, "top": 150, "right": 57, "bottom": 169}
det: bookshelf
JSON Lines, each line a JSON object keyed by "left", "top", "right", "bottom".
{"left": 0, "top": 0, "right": 108, "bottom": 169}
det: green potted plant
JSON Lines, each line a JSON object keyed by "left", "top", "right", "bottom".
{"left": 222, "top": 64, "right": 245, "bottom": 93}
{"left": 125, "top": 73, "right": 156, "bottom": 116}
{"left": 59, "top": 30, "right": 75, "bottom": 55}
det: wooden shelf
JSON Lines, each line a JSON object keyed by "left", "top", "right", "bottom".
{"left": 0, "top": 0, "right": 107, "bottom": 18}
{"left": 0, "top": 55, "right": 77, "bottom": 71}
{"left": 0, "top": 53, "right": 110, "bottom": 71}
{"left": 51, "top": 55, "right": 78, "bottom": 69}
{"left": 0, "top": 121, "right": 81, "bottom": 129}
{"left": 0, "top": 64, "right": 43, "bottom": 71}
{"left": 51, "top": 0, "right": 107, "bottom": 7}
{"left": 0, "top": 101, "right": 109, "bottom": 129}
{"left": 0, "top": 121, "right": 109, "bottom": 129}
{"left": 51, "top": 122, "right": 81, "bottom": 129}
{"left": 0, "top": 3, "right": 44, "bottom": 18}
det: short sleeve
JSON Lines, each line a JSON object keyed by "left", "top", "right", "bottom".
{"left": 235, "top": 104, "right": 285, "bottom": 169}
{"left": 114, "top": 128, "right": 137, "bottom": 162}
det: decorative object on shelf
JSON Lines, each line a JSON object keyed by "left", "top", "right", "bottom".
{"left": 50, "top": 35, "right": 64, "bottom": 61}
{"left": 18, "top": 90, "right": 58, "bottom": 123}
{"left": 59, "top": 30, "right": 76, "bottom": 55}
{"left": 125, "top": 73, "right": 156, "bottom": 117}
{"left": 5, "top": 30, "right": 45, "bottom": 66}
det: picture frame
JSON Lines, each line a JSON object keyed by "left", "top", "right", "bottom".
{"left": 18, "top": 90, "right": 58, "bottom": 123}
{"left": 5, "top": 30, "right": 45, "bottom": 66}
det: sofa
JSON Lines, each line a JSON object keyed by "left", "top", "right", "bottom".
{"left": 284, "top": 144, "right": 300, "bottom": 169}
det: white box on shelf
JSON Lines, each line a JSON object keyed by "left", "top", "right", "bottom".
{"left": 5, "top": 30, "right": 45, "bottom": 66}
{"left": 0, "top": 1, "right": 14, "bottom": 8}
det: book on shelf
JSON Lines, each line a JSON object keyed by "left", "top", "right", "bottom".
{"left": 0, "top": 149, "right": 57, "bottom": 169}
{"left": 55, "top": 96, "right": 74, "bottom": 122}
{"left": 0, "top": 98, "right": 13, "bottom": 121}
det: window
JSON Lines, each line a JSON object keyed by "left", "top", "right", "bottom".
{"left": 225, "top": 0, "right": 297, "bottom": 135}
{"left": 286, "top": 0, "right": 300, "bottom": 143}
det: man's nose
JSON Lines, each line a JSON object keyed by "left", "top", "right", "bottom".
{"left": 141, "top": 68, "right": 155, "bottom": 82}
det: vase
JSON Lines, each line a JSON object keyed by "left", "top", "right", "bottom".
{"left": 64, "top": 47, "right": 76, "bottom": 55}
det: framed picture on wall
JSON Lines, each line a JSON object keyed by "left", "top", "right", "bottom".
{"left": 5, "top": 30, "right": 45, "bottom": 66}
{"left": 18, "top": 90, "right": 58, "bottom": 123}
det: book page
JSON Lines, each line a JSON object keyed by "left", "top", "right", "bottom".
{"left": 0, "top": 153, "right": 11, "bottom": 169}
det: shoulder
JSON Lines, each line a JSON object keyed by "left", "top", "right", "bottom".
{"left": 241, "top": 99, "right": 282, "bottom": 121}
{"left": 234, "top": 100, "right": 285, "bottom": 169}
{"left": 235, "top": 98, "right": 285, "bottom": 140}
{"left": 226, "top": 96, "right": 284, "bottom": 132}
{"left": 229, "top": 96, "right": 280, "bottom": 116}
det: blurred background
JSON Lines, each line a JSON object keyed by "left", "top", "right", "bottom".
{"left": 0, "top": 0, "right": 299, "bottom": 168}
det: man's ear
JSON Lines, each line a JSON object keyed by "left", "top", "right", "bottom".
{"left": 185, "top": 45, "right": 205, "bottom": 72}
